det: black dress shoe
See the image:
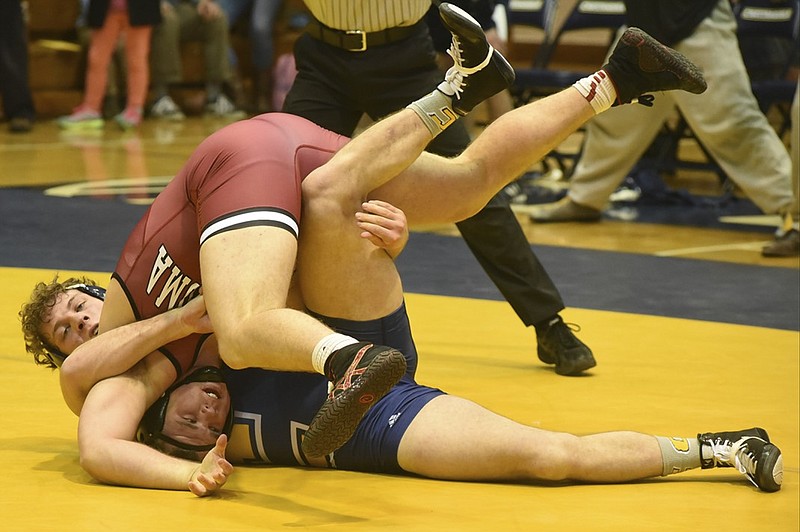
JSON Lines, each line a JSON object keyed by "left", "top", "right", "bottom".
{"left": 8, "top": 116, "right": 33, "bottom": 133}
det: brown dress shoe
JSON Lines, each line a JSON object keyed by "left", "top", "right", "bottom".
{"left": 529, "top": 197, "right": 602, "bottom": 223}
{"left": 762, "top": 229, "right": 800, "bottom": 257}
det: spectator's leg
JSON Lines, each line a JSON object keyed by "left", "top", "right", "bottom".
{"left": 123, "top": 24, "right": 153, "bottom": 111}
{"left": 149, "top": 6, "right": 183, "bottom": 98}
{"left": 671, "top": 0, "right": 793, "bottom": 217}
{"left": 82, "top": 13, "right": 127, "bottom": 112}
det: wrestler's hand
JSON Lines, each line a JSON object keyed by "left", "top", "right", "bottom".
{"left": 356, "top": 200, "right": 409, "bottom": 259}
{"left": 178, "top": 294, "right": 213, "bottom": 335}
{"left": 188, "top": 435, "right": 234, "bottom": 497}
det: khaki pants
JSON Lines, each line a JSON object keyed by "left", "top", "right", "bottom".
{"left": 149, "top": 1, "right": 230, "bottom": 86}
{"left": 568, "top": 0, "right": 794, "bottom": 216}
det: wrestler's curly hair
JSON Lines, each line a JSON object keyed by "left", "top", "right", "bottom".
{"left": 19, "top": 275, "right": 98, "bottom": 369}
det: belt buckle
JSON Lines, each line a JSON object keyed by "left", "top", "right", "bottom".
{"left": 345, "top": 30, "right": 367, "bottom": 51}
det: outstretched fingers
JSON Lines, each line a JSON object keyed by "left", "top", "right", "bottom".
{"left": 188, "top": 434, "right": 234, "bottom": 497}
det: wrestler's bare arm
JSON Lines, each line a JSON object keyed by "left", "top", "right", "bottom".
{"left": 73, "top": 204, "right": 408, "bottom": 492}
{"left": 76, "top": 355, "right": 211, "bottom": 490}
{"left": 59, "top": 289, "right": 212, "bottom": 415}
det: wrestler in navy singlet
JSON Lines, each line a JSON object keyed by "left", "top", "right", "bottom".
{"left": 223, "top": 302, "right": 446, "bottom": 473}
{"left": 111, "top": 114, "right": 348, "bottom": 376}
{"left": 108, "top": 113, "right": 444, "bottom": 472}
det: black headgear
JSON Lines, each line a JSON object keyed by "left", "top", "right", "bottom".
{"left": 66, "top": 283, "right": 107, "bottom": 301}
{"left": 137, "top": 366, "right": 234, "bottom": 456}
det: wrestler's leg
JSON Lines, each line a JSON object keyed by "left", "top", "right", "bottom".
{"left": 302, "top": 108, "right": 434, "bottom": 208}
{"left": 298, "top": 89, "right": 592, "bottom": 323}
{"left": 199, "top": 226, "right": 332, "bottom": 371}
{"left": 314, "top": 22, "right": 708, "bottom": 228}
{"left": 295, "top": 102, "right": 413, "bottom": 318}
{"left": 371, "top": 24, "right": 710, "bottom": 226}
{"left": 298, "top": 77, "right": 584, "bottom": 320}
{"left": 298, "top": 210, "right": 404, "bottom": 320}
{"left": 398, "top": 395, "right": 784, "bottom": 492}
{"left": 298, "top": 64, "right": 480, "bottom": 303}
{"left": 397, "top": 395, "right": 663, "bottom": 483}
{"left": 298, "top": 98, "right": 472, "bottom": 316}
{"left": 371, "top": 88, "right": 595, "bottom": 226}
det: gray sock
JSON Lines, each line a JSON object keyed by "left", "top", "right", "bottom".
{"left": 406, "top": 90, "right": 458, "bottom": 136}
{"left": 656, "top": 436, "right": 702, "bottom": 476}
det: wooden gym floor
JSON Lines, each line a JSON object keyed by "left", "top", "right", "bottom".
{"left": 0, "top": 116, "right": 797, "bottom": 531}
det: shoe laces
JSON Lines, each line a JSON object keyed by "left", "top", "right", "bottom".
{"left": 446, "top": 36, "right": 493, "bottom": 75}
{"left": 705, "top": 437, "right": 736, "bottom": 468}
{"left": 730, "top": 438, "right": 762, "bottom": 488}
{"left": 438, "top": 38, "right": 494, "bottom": 99}
{"left": 542, "top": 319, "right": 582, "bottom": 347}
{"left": 447, "top": 35, "right": 464, "bottom": 67}
{"left": 439, "top": 66, "right": 466, "bottom": 99}
{"left": 328, "top": 344, "right": 371, "bottom": 399}
{"left": 706, "top": 436, "right": 758, "bottom": 474}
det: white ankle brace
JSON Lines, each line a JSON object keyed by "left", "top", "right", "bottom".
{"left": 572, "top": 70, "right": 617, "bottom": 114}
{"left": 311, "top": 333, "right": 359, "bottom": 375}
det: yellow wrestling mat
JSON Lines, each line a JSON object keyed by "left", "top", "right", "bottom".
{"left": 1, "top": 266, "right": 798, "bottom": 530}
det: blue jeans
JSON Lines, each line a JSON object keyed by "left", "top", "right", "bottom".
{"left": 218, "top": 0, "right": 284, "bottom": 70}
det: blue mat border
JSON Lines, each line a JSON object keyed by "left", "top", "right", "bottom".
{"left": 2, "top": 188, "right": 797, "bottom": 331}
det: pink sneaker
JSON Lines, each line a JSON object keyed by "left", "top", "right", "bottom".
{"left": 114, "top": 107, "right": 142, "bottom": 130}
{"left": 57, "top": 105, "right": 104, "bottom": 130}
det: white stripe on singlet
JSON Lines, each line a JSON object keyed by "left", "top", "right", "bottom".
{"left": 303, "top": 0, "right": 431, "bottom": 31}
{"left": 199, "top": 209, "right": 299, "bottom": 245}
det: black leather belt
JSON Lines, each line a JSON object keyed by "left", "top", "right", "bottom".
{"left": 305, "top": 18, "right": 423, "bottom": 52}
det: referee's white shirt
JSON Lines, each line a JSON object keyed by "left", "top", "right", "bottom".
{"left": 302, "top": 0, "right": 431, "bottom": 31}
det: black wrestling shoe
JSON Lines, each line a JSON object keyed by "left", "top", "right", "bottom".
{"left": 698, "top": 428, "right": 782, "bottom": 492}
{"left": 301, "top": 342, "right": 407, "bottom": 457}
{"left": 698, "top": 428, "right": 771, "bottom": 466}
{"left": 603, "top": 27, "right": 707, "bottom": 107}
{"left": 436, "top": 2, "right": 516, "bottom": 115}
{"left": 536, "top": 316, "right": 596, "bottom": 376}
